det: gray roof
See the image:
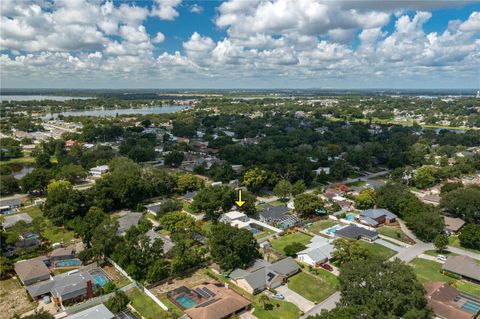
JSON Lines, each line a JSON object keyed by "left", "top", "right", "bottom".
{"left": 15, "top": 257, "right": 50, "bottom": 283}
{"left": 442, "top": 255, "right": 480, "bottom": 281}
{"left": 336, "top": 224, "right": 378, "bottom": 240}
{"left": 183, "top": 191, "right": 197, "bottom": 201}
{"left": 117, "top": 212, "right": 142, "bottom": 235}
{"left": 259, "top": 205, "right": 289, "bottom": 221}
{"left": 145, "top": 230, "right": 175, "bottom": 254}
{"left": 361, "top": 209, "right": 397, "bottom": 220}
{"left": 65, "top": 304, "right": 114, "bottom": 319}
{"left": 28, "top": 270, "right": 95, "bottom": 299}
{"left": 229, "top": 268, "right": 250, "bottom": 280}
{"left": 360, "top": 216, "right": 379, "bottom": 227}
{"left": 145, "top": 202, "right": 164, "bottom": 214}
{"left": 298, "top": 247, "right": 329, "bottom": 263}
{"left": 3, "top": 213, "right": 33, "bottom": 228}
{"left": 268, "top": 257, "right": 300, "bottom": 276}
{"left": 0, "top": 198, "right": 21, "bottom": 208}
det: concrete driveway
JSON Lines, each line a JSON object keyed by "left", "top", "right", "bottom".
{"left": 375, "top": 238, "right": 405, "bottom": 253}
{"left": 300, "top": 291, "right": 341, "bottom": 319}
{"left": 276, "top": 285, "right": 315, "bottom": 312}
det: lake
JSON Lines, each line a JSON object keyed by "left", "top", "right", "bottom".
{"left": 41, "top": 105, "right": 189, "bottom": 119}
{"left": 0, "top": 95, "right": 93, "bottom": 101}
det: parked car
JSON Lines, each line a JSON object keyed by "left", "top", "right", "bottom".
{"left": 437, "top": 255, "right": 447, "bottom": 262}
{"left": 320, "top": 263, "right": 334, "bottom": 271}
{"left": 272, "top": 293, "right": 284, "bottom": 300}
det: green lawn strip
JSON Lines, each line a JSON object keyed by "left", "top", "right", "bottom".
{"left": 0, "top": 156, "right": 35, "bottom": 166}
{"left": 204, "top": 269, "right": 301, "bottom": 319}
{"left": 287, "top": 271, "right": 337, "bottom": 303}
{"left": 424, "top": 250, "right": 459, "bottom": 257}
{"left": 159, "top": 295, "right": 183, "bottom": 317}
{"left": 127, "top": 288, "right": 168, "bottom": 319}
{"left": 448, "top": 236, "right": 480, "bottom": 254}
{"left": 271, "top": 233, "right": 313, "bottom": 255}
{"left": 356, "top": 241, "right": 396, "bottom": 259}
{"left": 255, "top": 228, "right": 276, "bottom": 240}
{"left": 409, "top": 258, "right": 480, "bottom": 297}
{"left": 308, "top": 220, "right": 338, "bottom": 234}
{"left": 378, "top": 226, "right": 412, "bottom": 243}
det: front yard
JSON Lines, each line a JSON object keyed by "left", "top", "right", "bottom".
{"left": 410, "top": 258, "right": 480, "bottom": 297}
{"left": 287, "top": 271, "right": 338, "bottom": 304}
{"left": 271, "top": 233, "right": 312, "bottom": 255}
{"left": 378, "top": 225, "right": 413, "bottom": 244}
{"left": 0, "top": 277, "right": 37, "bottom": 319}
{"left": 357, "top": 241, "right": 397, "bottom": 260}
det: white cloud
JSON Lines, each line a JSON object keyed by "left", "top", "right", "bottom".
{"left": 153, "top": 32, "right": 166, "bottom": 44}
{"left": 151, "top": 0, "right": 182, "bottom": 20}
{"left": 190, "top": 4, "right": 203, "bottom": 14}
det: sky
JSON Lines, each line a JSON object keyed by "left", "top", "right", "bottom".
{"left": 1, "top": 0, "right": 479, "bottom": 89}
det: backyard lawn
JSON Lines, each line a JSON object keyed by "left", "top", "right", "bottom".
{"left": 288, "top": 271, "right": 338, "bottom": 303}
{"left": 309, "top": 219, "right": 338, "bottom": 234}
{"left": 21, "top": 206, "right": 76, "bottom": 244}
{"left": 357, "top": 241, "right": 396, "bottom": 259}
{"left": 378, "top": 225, "right": 413, "bottom": 244}
{"left": 271, "top": 233, "right": 312, "bottom": 255}
{"left": 127, "top": 288, "right": 168, "bottom": 319}
{"left": 410, "top": 258, "right": 480, "bottom": 297}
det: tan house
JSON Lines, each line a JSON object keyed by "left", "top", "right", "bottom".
{"left": 424, "top": 282, "right": 477, "bottom": 319}
{"left": 444, "top": 217, "right": 465, "bottom": 233}
{"left": 15, "top": 257, "right": 51, "bottom": 286}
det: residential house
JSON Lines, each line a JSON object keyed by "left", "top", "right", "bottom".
{"left": 313, "top": 167, "right": 330, "bottom": 175}
{"left": 2, "top": 213, "right": 32, "bottom": 229}
{"left": 89, "top": 165, "right": 109, "bottom": 177}
{"left": 335, "top": 224, "right": 378, "bottom": 241}
{"left": 145, "top": 229, "right": 175, "bottom": 254}
{"left": 297, "top": 236, "right": 335, "bottom": 267}
{"left": 50, "top": 242, "right": 85, "bottom": 261}
{"left": 145, "top": 201, "right": 165, "bottom": 216}
{"left": 184, "top": 283, "right": 252, "bottom": 319}
{"left": 65, "top": 304, "right": 114, "bottom": 319}
{"left": 258, "top": 205, "right": 289, "bottom": 224}
{"left": 443, "top": 217, "right": 465, "bottom": 234}
{"left": 359, "top": 208, "right": 397, "bottom": 227}
{"left": 15, "top": 257, "right": 51, "bottom": 286}
{"left": 183, "top": 191, "right": 197, "bottom": 202}
{"left": 16, "top": 232, "right": 41, "bottom": 250}
{"left": 26, "top": 270, "right": 96, "bottom": 306}
{"left": 424, "top": 282, "right": 478, "bottom": 319}
{"left": 229, "top": 257, "right": 300, "bottom": 294}
{"left": 0, "top": 197, "right": 21, "bottom": 213}
{"left": 231, "top": 165, "right": 244, "bottom": 174}
{"left": 442, "top": 256, "right": 480, "bottom": 283}
{"left": 220, "top": 211, "right": 250, "bottom": 230}
{"left": 116, "top": 211, "right": 143, "bottom": 236}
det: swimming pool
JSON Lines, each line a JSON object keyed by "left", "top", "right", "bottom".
{"left": 345, "top": 214, "right": 355, "bottom": 221}
{"left": 55, "top": 259, "right": 81, "bottom": 267}
{"left": 175, "top": 294, "right": 197, "bottom": 309}
{"left": 94, "top": 275, "right": 108, "bottom": 286}
{"left": 462, "top": 301, "right": 480, "bottom": 314}
{"left": 249, "top": 228, "right": 261, "bottom": 234}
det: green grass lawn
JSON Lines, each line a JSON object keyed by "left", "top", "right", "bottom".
{"left": 308, "top": 219, "right": 338, "bottom": 234}
{"left": 159, "top": 295, "right": 183, "bottom": 317}
{"left": 378, "top": 225, "right": 413, "bottom": 244}
{"left": 448, "top": 235, "right": 480, "bottom": 254}
{"left": 127, "top": 288, "right": 169, "bottom": 319}
{"left": 410, "top": 258, "right": 480, "bottom": 297}
{"left": 21, "top": 206, "right": 76, "bottom": 244}
{"left": 0, "top": 156, "right": 35, "bottom": 166}
{"left": 271, "top": 233, "right": 312, "bottom": 255}
{"left": 255, "top": 227, "right": 276, "bottom": 240}
{"left": 357, "top": 241, "right": 396, "bottom": 260}
{"left": 287, "top": 271, "right": 338, "bottom": 303}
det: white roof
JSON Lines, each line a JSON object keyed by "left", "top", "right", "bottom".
{"left": 90, "top": 165, "right": 109, "bottom": 171}
{"left": 224, "top": 211, "right": 247, "bottom": 220}
{"left": 232, "top": 220, "right": 250, "bottom": 229}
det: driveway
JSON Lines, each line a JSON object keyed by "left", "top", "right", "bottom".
{"left": 276, "top": 285, "right": 315, "bottom": 312}
{"left": 375, "top": 239, "right": 405, "bottom": 253}
{"left": 390, "top": 242, "right": 434, "bottom": 263}
{"left": 300, "top": 291, "right": 341, "bottom": 319}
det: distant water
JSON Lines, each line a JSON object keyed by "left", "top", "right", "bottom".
{"left": 0, "top": 95, "right": 92, "bottom": 101}
{"left": 41, "top": 105, "right": 189, "bottom": 119}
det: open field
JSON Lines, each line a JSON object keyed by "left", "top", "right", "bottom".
{"left": 287, "top": 271, "right": 338, "bottom": 303}
{"left": 410, "top": 258, "right": 480, "bottom": 297}
{"left": 271, "top": 233, "right": 312, "bottom": 255}
{"left": 0, "top": 277, "right": 37, "bottom": 319}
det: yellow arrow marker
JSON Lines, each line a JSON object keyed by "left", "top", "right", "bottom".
{"left": 235, "top": 189, "right": 245, "bottom": 207}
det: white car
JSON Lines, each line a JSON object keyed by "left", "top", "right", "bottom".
{"left": 437, "top": 255, "right": 447, "bottom": 262}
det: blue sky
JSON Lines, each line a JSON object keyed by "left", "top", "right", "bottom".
{"left": 1, "top": 0, "right": 479, "bottom": 89}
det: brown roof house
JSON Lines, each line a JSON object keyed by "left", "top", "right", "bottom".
{"left": 442, "top": 255, "right": 480, "bottom": 283}
{"left": 15, "top": 257, "right": 51, "bottom": 286}
{"left": 444, "top": 217, "right": 466, "bottom": 233}
{"left": 184, "top": 283, "right": 251, "bottom": 319}
{"left": 424, "top": 282, "right": 478, "bottom": 319}
{"left": 50, "top": 242, "right": 85, "bottom": 261}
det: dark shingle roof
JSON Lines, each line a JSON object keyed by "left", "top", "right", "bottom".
{"left": 335, "top": 224, "right": 378, "bottom": 240}
{"left": 259, "top": 205, "right": 289, "bottom": 220}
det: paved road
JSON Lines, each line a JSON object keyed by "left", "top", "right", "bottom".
{"left": 390, "top": 242, "right": 434, "bottom": 263}
{"left": 276, "top": 285, "right": 315, "bottom": 313}
{"left": 375, "top": 238, "right": 405, "bottom": 253}
{"left": 447, "top": 246, "right": 480, "bottom": 260}
{"left": 300, "top": 292, "right": 341, "bottom": 319}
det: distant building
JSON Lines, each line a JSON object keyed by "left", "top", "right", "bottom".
{"left": 443, "top": 217, "right": 465, "bottom": 233}
{"left": 89, "top": 165, "right": 109, "bottom": 177}
{"left": 183, "top": 191, "right": 197, "bottom": 202}
{"left": 65, "top": 304, "right": 114, "bottom": 319}
{"left": 145, "top": 230, "right": 175, "bottom": 254}
{"left": 0, "top": 198, "right": 21, "bottom": 213}
{"left": 359, "top": 209, "right": 397, "bottom": 227}
{"left": 116, "top": 211, "right": 143, "bottom": 236}
{"left": 16, "top": 232, "right": 41, "bottom": 250}
{"left": 2, "top": 213, "right": 32, "bottom": 229}
{"left": 424, "top": 282, "right": 478, "bottom": 319}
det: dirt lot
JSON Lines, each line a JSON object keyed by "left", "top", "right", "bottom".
{"left": 103, "top": 263, "right": 131, "bottom": 288}
{"left": 150, "top": 269, "right": 212, "bottom": 295}
{"left": 0, "top": 277, "right": 37, "bottom": 319}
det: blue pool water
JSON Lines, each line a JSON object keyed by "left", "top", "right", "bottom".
{"left": 249, "top": 229, "right": 260, "bottom": 234}
{"left": 176, "top": 295, "right": 197, "bottom": 309}
{"left": 463, "top": 301, "right": 480, "bottom": 314}
{"left": 94, "top": 275, "right": 108, "bottom": 286}
{"left": 345, "top": 214, "right": 355, "bottom": 221}
{"left": 55, "top": 260, "right": 81, "bottom": 267}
